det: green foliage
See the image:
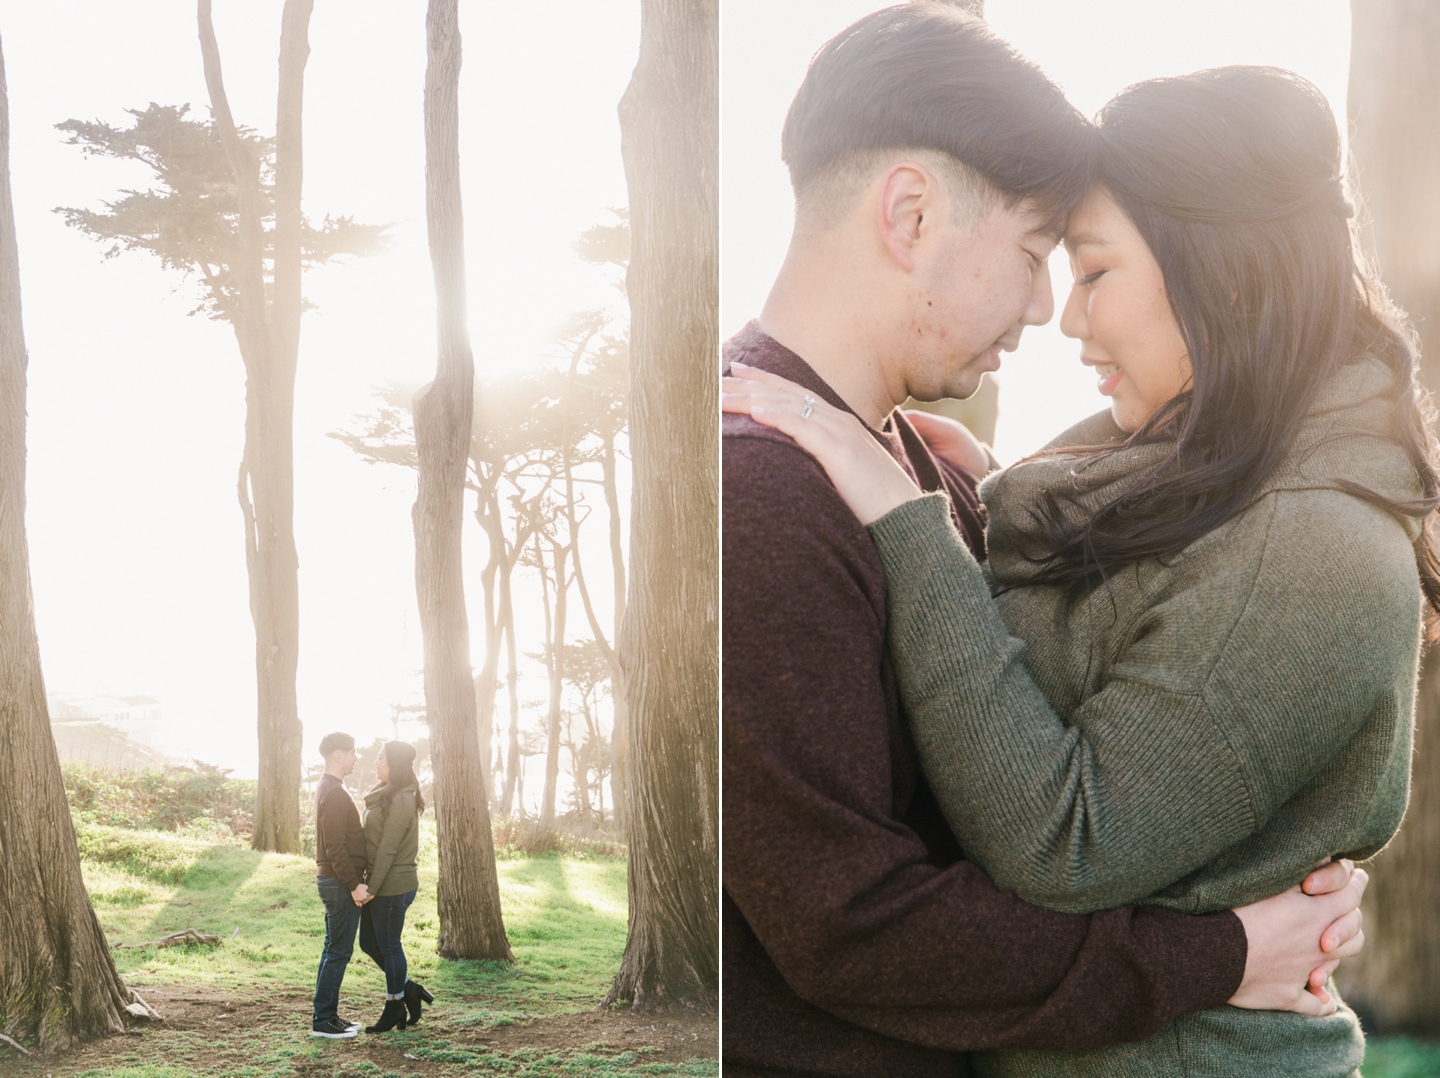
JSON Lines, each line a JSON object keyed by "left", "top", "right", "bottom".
{"left": 55, "top": 102, "right": 387, "bottom": 322}
{"left": 64, "top": 759, "right": 257, "bottom": 837}
{"left": 1364, "top": 1036, "right": 1440, "bottom": 1078}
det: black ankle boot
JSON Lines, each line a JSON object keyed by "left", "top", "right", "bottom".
{"left": 404, "top": 980, "right": 434, "bottom": 1026}
{"left": 365, "top": 998, "right": 408, "bottom": 1033}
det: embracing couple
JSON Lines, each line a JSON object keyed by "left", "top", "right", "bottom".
{"left": 722, "top": 5, "right": 1435, "bottom": 1078}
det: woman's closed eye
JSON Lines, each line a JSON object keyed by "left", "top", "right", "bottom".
{"left": 1075, "top": 269, "right": 1107, "bottom": 287}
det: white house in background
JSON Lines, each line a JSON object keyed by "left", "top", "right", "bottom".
{"left": 49, "top": 692, "right": 165, "bottom": 750}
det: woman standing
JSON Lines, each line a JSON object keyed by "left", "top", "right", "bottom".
{"left": 358, "top": 741, "right": 434, "bottom": 1032}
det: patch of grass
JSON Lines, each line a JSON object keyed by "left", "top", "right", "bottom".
{"left": 1364, "top": 1036, "right": 1440, "bottom": 1078}
{"left": 0, "top": 774, "right": 712, "bottom": 1078}
{"left": 79, "top": 818, "right": 628, "bottom": 1009}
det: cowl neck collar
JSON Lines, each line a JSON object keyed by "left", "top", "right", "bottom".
{"left": 363, "top": 781, "right": 417, "bottom": 808}
{"left": 979, "top": 355, "right": 1422, "bottom": 587}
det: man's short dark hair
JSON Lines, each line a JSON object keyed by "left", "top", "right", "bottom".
{"left": 318, "top": 732, "right": 355, "bottom": 758}
{"left": 782, "top": 3, "right": 1094, "bottom": 230}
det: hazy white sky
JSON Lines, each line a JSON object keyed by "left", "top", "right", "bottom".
{"left": 721, "top": 0, "right": 1352, "bottom": 462}
{"left": 7, "top": 1, "right": 637, "bottom": 780}
{"left": 10, "top": 0, "right": 1354, "bottom": 784}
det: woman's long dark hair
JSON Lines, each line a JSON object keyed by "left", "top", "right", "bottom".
{"left": 1030, "top": 66, "right": 1440, "bottom": 626}
{"left": 380, "top": 741, "right": 425, "bottom": 815}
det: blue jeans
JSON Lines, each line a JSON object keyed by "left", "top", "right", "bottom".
{"left": 358, "top": 889, "right": 416, "bottom": 998}
{"left": 313, "top": 875, "right": 362, "bottom": 1022}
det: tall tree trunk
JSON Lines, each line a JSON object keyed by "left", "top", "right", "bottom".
{"left": 1334, "top": 0, "right": 1440, "bottom": 1034}
{"left": 603, "top": 438, "right": 629, "bottom": 837}
{"left": 0, "top": 35, "right": 147, "bottom": 1052}
{"left": 198, "top": 0, "right": 305, "bottom": 854}
{"left": 414, "top": 0, "right": 511, "bottom": 962}
{"left": 473, "top": 671, "right": 494, "bottom": 808}
{"left": 563, "top": 350, "right": 628, "bottom": 837}
{"left": 540, "top": 539, "right": 570, "bottom": 830}
{"left": 474, "top": 484, "right": 503, "bottom": 810}
{"left": 500, "top": 558, "right": 522, "bottom": 816}
{"left": 604, "top": 0, "right": 718, "bottom": 1013}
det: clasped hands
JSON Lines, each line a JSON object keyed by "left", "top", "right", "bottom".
{"left": 351, "top": 883, "right": 374, "bottom": 907}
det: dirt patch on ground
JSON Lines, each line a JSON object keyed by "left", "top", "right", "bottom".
{"left": 460, "top": 1006, "right": 716, "bottom": 1059}
{"left": 2, "top": 984, "right": 717, "bottom": 1076}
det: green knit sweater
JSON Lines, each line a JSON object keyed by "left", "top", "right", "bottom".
{"left": 362, "top": 784, "right": 420, "bottom": 898}
{"left": 867, "top": 356, "right": 1422, "bottom": 1078}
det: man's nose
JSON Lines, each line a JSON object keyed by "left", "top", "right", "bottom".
{"left": 1023, "top": 258, "right": 1054, "bottom": 327}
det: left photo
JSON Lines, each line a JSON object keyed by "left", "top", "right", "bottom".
{"left": 0, "top": 1, "right": 717, "bottom": 1073}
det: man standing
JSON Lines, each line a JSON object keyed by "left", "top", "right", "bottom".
{"left": 311, "top": 731, "right": 370, "bottom": 1039}
{"left": 722, "top": 7, "right": 1367, "bottom": 1076}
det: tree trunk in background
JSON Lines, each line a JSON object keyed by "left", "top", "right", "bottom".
{"left": 473, "top": 671, "right": 494, "bottom": 807}
{"left": 539, "top": 540, "right": 569, "bottom": 830}
{"left": 1334, "top": 0, "right": 1440, "bottom": 1034}
{"left": 0, "top": 36, "right": 145, "bottom": 1052}
{"left": 473, "top": 484, "right": 505, "bottom": 811}
{"left": 414, "top": 0, "right": 511, "bottom": 962}
{"left": 198, "top": 0, "right": 306, "bottom": 854}
{"left": 603, "top": 439, "right": 630, "bottom": 837}
{"left": 604, "top": 0, "right": 718, "bottom": 1013}
{"left": 500, "top": 570, "right": 522, "bottom": 815}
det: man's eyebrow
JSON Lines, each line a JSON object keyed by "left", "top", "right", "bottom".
{"left": 1063, "top": 231, "right": 1107, "bottom": 252}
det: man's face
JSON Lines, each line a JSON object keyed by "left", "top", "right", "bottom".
{"left": 330, "top": 747, "right": 357, "bottom": 777}
{"left": 899, "top": 198, "right": 1057, "bottom": 403}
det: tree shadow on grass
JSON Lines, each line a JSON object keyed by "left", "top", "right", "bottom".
{"left": 139, "top": 844, "right": 265, "bottom": 939}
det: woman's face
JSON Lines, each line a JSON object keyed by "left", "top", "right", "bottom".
{"left": 376, "top": 750, "right": 391, "bottom": 784}
{"left": 1060, "top": 188, "right": 1192, "bottom": 432}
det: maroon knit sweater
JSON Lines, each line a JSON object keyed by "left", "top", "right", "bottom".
{"left": 722, "top": 323, "right": 1247, "bottom": 1078}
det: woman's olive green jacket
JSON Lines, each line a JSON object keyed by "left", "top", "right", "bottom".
{"left": 867, "top": 357, "right": 1423, "bottom": 1078}
{"left": 362, "top": 783, "right": 420, "bottom": 898}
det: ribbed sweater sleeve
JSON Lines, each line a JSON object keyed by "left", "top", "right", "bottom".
{"left": 318, "top": 785, "right": 363, "bottom": 894}
{"left": 867, "top": 491, "right": 1398, "bottom": 914}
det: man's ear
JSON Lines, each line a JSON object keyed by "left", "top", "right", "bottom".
{"left": 877, "top": 163, "right": 936, "bottom": 272}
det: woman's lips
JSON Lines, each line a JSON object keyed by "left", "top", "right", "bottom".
{"left": 1094, "top": 362, "right": 1122, "bottom": 396}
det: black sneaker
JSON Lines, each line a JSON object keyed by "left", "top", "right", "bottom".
{"left": 337, "top": 1016, "right": 363, "bottom": 1031}
{"left": 310, "top": 1016, "right": 359, "bottom": 1039}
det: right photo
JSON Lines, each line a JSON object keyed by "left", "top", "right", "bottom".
{"left": 720, "top": 3, "right": 1440, "bottom": 1077}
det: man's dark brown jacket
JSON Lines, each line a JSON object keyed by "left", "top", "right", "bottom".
{"left": 722, "top": 323, "right": 1247, "bottom": 1078}
{"left": 315, "top": 773, "right": 367, "bottom": 893}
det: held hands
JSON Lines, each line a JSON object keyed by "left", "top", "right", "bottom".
{"left": 352, "top": 883, "right": 372, "bottom": 907}
{"left": 723, "top": 364, "right": 924, "bottom": 526}
{"left": 1228, "top": 859, "right": 1367, "bottom": 1017}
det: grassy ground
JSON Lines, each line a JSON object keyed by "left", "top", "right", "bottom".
{"left": 5, "top": 808, "right": 1432, "bottom": 1075}
{"left": 2, "top": 820, "right": 715, "bottom": 1077}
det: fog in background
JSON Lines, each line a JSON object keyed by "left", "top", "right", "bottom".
{"left": 7, "top": 1, "right": 638, "bottom": 781}
{"left": 721, "top": 0, "right": 1351, "bottom": 462}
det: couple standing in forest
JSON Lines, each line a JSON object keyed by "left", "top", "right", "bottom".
{"left": 308, "top": 732, "right": 434, "bottom": 1039}
{"left": 723, "top": 4, "right": 1431, "bottom": 1077}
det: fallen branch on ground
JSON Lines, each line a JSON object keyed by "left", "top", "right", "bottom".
{"left": 0, "top": 1032, "right": 34, "bottom": 1056}
{"left": 110, "top": 929, "right": 222, "bottom": 950}
{"left": 126, "top": 990, "right": 163, "bottom": 1022}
